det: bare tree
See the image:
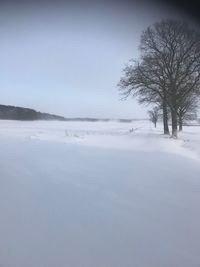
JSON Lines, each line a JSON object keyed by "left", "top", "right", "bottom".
{"left": 177, "top": 94, "right": 198, "bottom": 131}
{"left": 148, "top": 107, "right": 159, "bottom": 128}
{"left": 118, "top": 19, "right": 200, "bottom": 138}
{"left": 119, "top": 58, "right": 170, "bottom": 134}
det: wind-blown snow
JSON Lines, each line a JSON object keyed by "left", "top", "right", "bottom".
{"left": 0, "top": 120, "right": 200, "bottom": 267}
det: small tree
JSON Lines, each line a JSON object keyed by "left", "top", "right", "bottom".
{"left": 148, "top": 107, "right": 159, "bottom": 128}
{"left": 177, "top": 94, "right": 198, "bottom": 131}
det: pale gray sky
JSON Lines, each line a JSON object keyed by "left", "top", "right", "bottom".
{"left": 0, "top": 0, "right": 183, "bottom": 118}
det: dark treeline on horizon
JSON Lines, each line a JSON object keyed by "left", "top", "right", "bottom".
{"left": 0, "top": 104, "right": 66, "bottom": 121}
{"left": 0, "top": 104, "right": 144, "bottom": 122}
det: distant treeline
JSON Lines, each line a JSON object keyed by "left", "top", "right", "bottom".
{"left": 65, "top": 118, "right": 110, "bottom": 122}
{"left": 64, "top": 118, "right": 145, "bottom": 122}
{"left": 0, "top": 104, "right": 145, "bottom": 122}
{"left": 0, "top": 105, "right": 66, "bottom": 121}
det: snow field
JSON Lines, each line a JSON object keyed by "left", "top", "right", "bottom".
{"left": 0, "top": 120, "right": 200, "bottom": 267}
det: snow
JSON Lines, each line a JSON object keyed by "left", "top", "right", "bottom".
{"left": 0, "top": 119, "right": 200, "bottom": 267}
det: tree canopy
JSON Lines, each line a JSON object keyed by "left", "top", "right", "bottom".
{"left": 119, "top": 19, "right": 200, "bottom": 137}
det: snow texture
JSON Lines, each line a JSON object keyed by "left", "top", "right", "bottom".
{"left": 0, "top": 120, "right": 200, "bottom": 267}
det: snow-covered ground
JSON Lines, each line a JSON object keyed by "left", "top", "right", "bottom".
{"left": 1, "top": 120, "right": 200, "bottom": 267}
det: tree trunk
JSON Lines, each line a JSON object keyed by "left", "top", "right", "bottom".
{"left": 162, "top": 97, "right": 170, "bottom": 135}
{"left": 154, "top": 121, "right": 157, "bottom": 128}
{"left": 179, "top": 117, "right": 183, "bottom": 131}
{"left": 171, "top": 109, "right": 178, "bottom": 138}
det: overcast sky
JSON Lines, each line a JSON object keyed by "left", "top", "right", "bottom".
{"left": 0, "top": 0, "right": 188, "bottom": 118}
